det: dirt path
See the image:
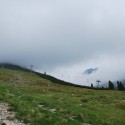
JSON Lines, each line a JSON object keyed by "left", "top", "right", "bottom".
{"left": 0, "top": 103, "right": 25, "bottom": 125}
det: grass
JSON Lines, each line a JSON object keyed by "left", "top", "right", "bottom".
{"left": 0, "top": 68, "right": 125, "bottom": 125}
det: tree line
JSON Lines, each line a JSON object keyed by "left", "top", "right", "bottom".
{"left": 91, "top": 80, "right": 125, "bottom": 91}
{"left": 108, "top": 80, "right": 125, "bottom": 91}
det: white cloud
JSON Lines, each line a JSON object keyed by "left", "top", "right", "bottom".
{"left": 0, "top": 0, "right": 125, "bottom": 85}
{"left": 50, "top": 54, "right": 125, "bottom": 85}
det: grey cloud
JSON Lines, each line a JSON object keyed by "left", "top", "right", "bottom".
{"left": 84, "top": 68, "right": 98, "bottom": 75}
{"left": 0, "top": 0, "right": 125, "bottom": 84}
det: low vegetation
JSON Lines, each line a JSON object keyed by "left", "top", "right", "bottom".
{"left": 0, "top": 67, "right": 125, "bottom": 125}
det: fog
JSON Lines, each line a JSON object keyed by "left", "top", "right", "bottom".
{"left": 0, "top": 0, "right": 125, "bottom": 85}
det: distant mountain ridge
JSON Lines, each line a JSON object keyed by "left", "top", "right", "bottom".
{"left": 0, "top": 63, "right": 92, "bottom": 89}
{"left": 0, "top": 63, "right": 30, "bottom": 72}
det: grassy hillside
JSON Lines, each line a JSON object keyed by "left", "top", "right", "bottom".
{"left": 0, "top": 63, "right": 92, "bottom": 88}
{"left": 0, "top": 68, "right": 125, "bottom": 125}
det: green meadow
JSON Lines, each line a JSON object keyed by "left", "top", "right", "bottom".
{"left": 0, "top": 68, "right": 125, "bottom": 125}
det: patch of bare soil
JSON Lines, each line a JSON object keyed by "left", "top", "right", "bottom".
{"left": 0, "top": 103, "right": 25, "bottom": 125}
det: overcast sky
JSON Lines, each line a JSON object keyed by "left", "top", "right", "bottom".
{"left": 0, "top": 0, "right": 125, "bottom": 85}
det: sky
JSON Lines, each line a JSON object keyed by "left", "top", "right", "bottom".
{"left": 0, "top": 0, "right": 125, "bottom": 86}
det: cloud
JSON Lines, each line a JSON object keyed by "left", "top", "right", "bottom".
{"left": 0, "top": 0, "right": 125, "bottom": 85}
{"left": 84, "top": 68, "right": 98, "bottom": 75}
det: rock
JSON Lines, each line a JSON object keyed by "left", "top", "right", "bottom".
{"left": 49, "top": 109, "right": 56, "bottom": 113}
{"left": 0, "top": 103, "right": 26, "bottom": 125}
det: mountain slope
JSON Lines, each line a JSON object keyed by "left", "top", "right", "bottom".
{"left": 0, "top": 63, "right": 91, "bottom": 88}
{"left": 0, "top": 65, "right": 125, "bottom": 125}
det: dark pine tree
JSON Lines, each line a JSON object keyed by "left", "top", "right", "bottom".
{"left": 91, "top": 83, "right": 93, "bottom": 88}
{"left": 108, "top": 80, "right": 114, "bottom": 90}
{"left": 117, "top": 81, "right": 125, "bottom": 91}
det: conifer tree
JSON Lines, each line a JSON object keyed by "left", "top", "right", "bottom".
{"left": 108, "top": 80, "right": 114, "bottom": 90}
{"left": 117, "top": 81, "right": 124, "bottom": 91}
{"left": 91, "top": 83, "right": 93, "bottom": 88}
